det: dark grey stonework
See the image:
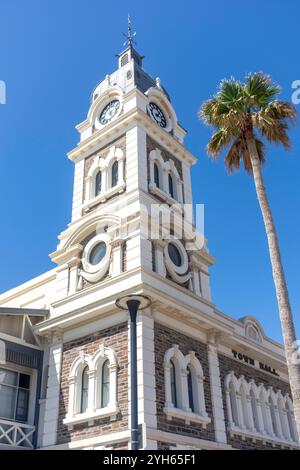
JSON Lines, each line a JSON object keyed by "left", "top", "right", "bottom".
{"left": 218, "top": 352, "right": 291, "bottom": 450}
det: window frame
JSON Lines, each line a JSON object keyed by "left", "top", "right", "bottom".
{"left": 0, "top": 364, "right": 36, "bottom": 426}
{"left": 111, "top": 160, "right": 119, "bottom": 188}
{"left": 63, "top": 347, "right": 118, "bottom": 428}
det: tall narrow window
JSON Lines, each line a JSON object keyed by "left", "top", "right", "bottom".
{"left": 269, "top": 397, "right": 278, "bottom": 436}
{"left": 229, "top": 382, "right": 239, "bottom": 426}
{"left": 170, "top": 360, "right": 177, "bottom": 408}
{"left": 168, "top": 174, "right": 174, "bottom": 199}
{"left": 95, "top": 170, "right": 102, "bottom": 196}
{"left": 111, "top": 161, "right": 119, "bottom": 188}
{"left": 287, "top": 405, "right": 296, "bottom": 441}
{"left": 187, "top": 366, "right": 194, "bottom": 412}
{"left": 101, "top": 360, "right": 110, "bottom": 408}
{"left": 241, "top": 387, "right": 250, "bottom": 429}
{"left": 260, "top": 391, "right": 269, "bottom": 433}
{"left": 250, "top": 389, "right": 259, "bottom": 431}
{"left": 154, "top": 163, "right": 160, "bottom": 188}
{"left": 80, "top": 366, "right": 89, "bottom": 413}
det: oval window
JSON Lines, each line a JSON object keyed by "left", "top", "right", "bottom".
{"left": 89, "top": 242, "right": 107, "bottom": 266}
{"left": 168, "top": 243, "right": 182, "bottom": 267}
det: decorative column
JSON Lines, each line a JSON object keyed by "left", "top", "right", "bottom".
{"left": 246, "top": 394, "right": 256, "bottom": 432}
{"left": 279, "top": 407, "right": 290, "bottom": 440}
{"left": 236, "top": 392, "right": 246, "bottom": 429}
{"left": 253, "top": 386, "right": 265, "bottom": 434}
{"left": 199, "top": 268, "right": 212, "bottom": 302}
{"left": 265, "top": 401, "right": 275, "bottom": 437}
{"left": 189, "top": 256, "right": 202, "bottom": 297}
{"left": 153, "top": 240, "right": 166, "bottom": 277}
{"left": 178, "top": 180, "right": 184, "bottom": 203}
{"left": 181, "top": 368, "right": 190, "bottom": 412}
{"left": 287, "top": 406, "right": 298, "bottom": 442}
{"left": 50, "top": 244, "right": 82, "bottom": 299}
{"left": 225, "top": 390, "right": 234, "bottom": 427}
{"left": 87, "top": 370, "right": 96, "bottom": 414}
{"left": 164, "top": 362, "right": 173, "bottom": 408}
{"left": 110, "top": 239, "right": 123, "bottom": 277}
{"left": 41, "top": 330, "right": 63, "bottom": 448}
{"left": 197, "top": 375, "right": 208, "bottom": 417}
{"left": 274, "top": 404, "right": 284, "bottom": 439}
{"left": 68, "top": 255, "right": 82, "bottom": 295}
{"left": 207, "top": 332, "right": 227, "bottom": 444}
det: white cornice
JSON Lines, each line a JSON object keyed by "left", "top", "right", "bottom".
{"left": 0, "top": 269, "right": 56, "bottom": 305}
{"left": 67, "top": 107, "right": 197, "bottom": 165}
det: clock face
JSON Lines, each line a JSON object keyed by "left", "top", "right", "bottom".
{"left": 99, "top": 100, "right": 120, "bottom": 125}
{"left": 148, "top": 102, "right": 167, "bottom": 128}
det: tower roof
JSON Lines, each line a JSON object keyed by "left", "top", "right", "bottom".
{"left": 91, "top": 16, "right": 171, "bottom": 104}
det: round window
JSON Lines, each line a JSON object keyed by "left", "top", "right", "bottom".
{"left": 168, "top": 243, "right": 182, "bottom": 267}
{"left": 89, "top": 242, "right": 107, "bottom": 265}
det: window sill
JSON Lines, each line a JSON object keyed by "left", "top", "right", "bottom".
{"left": 83, "top": 182, "right": 125, "bottom": 212}
{"left": 149, "top": 183, "right": 182, "bottom": 208}
{"left": 228, "top": 425, "right": 300, "bottom": 449}
{"left": 63, "top": 405, "right": 119, "bottom": 430}
{"left": 163, "top": 406, "right": 211, "bottom": 427}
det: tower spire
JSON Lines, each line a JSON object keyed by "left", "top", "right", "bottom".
{"left": 118, "top": 15, "right": 143, "bottom": 68}
{"left": 123, "top": 14, "right": 136, "bottom": 48}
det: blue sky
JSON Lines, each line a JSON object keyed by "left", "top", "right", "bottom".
{"left": 0, "top": 0, "right": 299, "bottom": 343}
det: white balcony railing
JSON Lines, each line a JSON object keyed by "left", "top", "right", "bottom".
{"left": 0, "top": 419, "right": 35, "bottom": 449}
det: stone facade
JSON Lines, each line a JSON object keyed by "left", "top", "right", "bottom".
{"left": 57, "top": 322, "right": 128, "bottom": 444}
{"left": 146, "top": 135, "right": 183, "bottom": 183}
{"left": 0, "top": 40, "right": 298, "bottom": 452}
{"left": 154, "top": 322, "right": 215, "bottom": 442}
{"left": 218, "top": 353, "right": 291, "bottom": 450}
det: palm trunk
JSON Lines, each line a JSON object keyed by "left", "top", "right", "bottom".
{"left": 246, "top": 134, "right": 300, "bottom": 439}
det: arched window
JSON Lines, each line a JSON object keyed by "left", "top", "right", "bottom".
{"left": 187, "top": 365, "right": 194, "bottom": 412}
{"left": 80, "top": 366, "right": 89, "bottom": 413}
{"left": 170, "top": 360, "right": 177, "bottom": 408}
{"left": 269, "top": 397, "right": 278, "bottom": 436}
{"left": 95, "top": 171, "right": 102, "bottom": 196}
{"left": 250, "top": 388, "right": 259, "bottom": 431}
{"left": 240, "top": 385, "right": 250, "bottom": 429}
{"left": 229, "top": 381, "right": 239, "bottom": 427}
{"left": 101, "top": 359, "right": 110, "bottom": 408}
{"left": 168, "top": 174, "right": 174, "bottom": 199}
{"left": 246, "top": 324, "right": 262, "bottom": 343}
{"left": 286, "top": 401, "right": 296, "bottom": 441}
{"left": 260, "top": 389, "right": 269, "bottom": 433}
{"left": 111, "top": 161, "right": 119, "bottom": 188}
{"left": 154, "top": 163, "right": 160, "bottom": 188}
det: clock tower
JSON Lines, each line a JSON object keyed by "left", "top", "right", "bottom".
{"left": 0, "top": 20, "right": 298, "bottom": 452}
{"left": 36, "top": 27, "right": 217, "bottom": 449}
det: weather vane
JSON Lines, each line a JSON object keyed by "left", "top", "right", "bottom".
{"left": 123, "top": 14, "right": 136, "bottom": 48}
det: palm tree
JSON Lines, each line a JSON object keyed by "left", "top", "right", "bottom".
{"left": 200, "top": 72, "right": 300, "bottom": 437}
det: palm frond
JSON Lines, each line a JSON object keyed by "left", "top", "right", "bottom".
{"left": 224, "top": 139, "right": 242, "bottom": 173}
{"left": 244, "top": 72, "right": 281, "bottom": 108}
{"left": 216, "top": 78, "right": 245, "bottom": 112}
{"left": 264, "top": 101, "right": 296, "bottom": 122}
{"left": 206, "top": 128, "right": 235, "bottom": 158}
{"left": 199, "top": 99, "right": 230, "bottom": 127}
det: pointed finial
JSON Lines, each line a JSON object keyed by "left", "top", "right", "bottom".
{"left": 123, "top": 14, "right": 136, "bottom": 48}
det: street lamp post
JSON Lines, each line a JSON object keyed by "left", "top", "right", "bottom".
{"left": 115, "top": 295, "right": 151, "bottom": 450}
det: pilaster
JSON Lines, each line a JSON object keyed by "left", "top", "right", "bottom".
{"left": 41, "top": 330, "right": 63, "bottom": 447}
{"left": 207, "top": 333, "right": 227, "bottom": 444}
